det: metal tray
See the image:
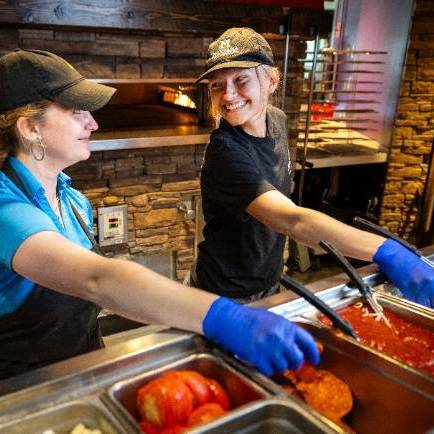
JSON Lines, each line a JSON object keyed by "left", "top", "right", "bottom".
{"left": 188, "top": 399, "right": 340, "bottom": 434}
{"left": 106, "top": 353, "right": 270, "bottom": 431}
{"left": 271, "top": 286, "right": 434, "bottom": 382}
{"left": 253, "top": 322, "right": 434, "bottom": 434}
{"left": 2, "top": 332, "right": 336, "bottom": 434}
{"left": 0, "top": 399, "right": 126, "bottom": 434}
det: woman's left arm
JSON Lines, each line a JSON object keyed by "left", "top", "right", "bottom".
{"left": 247, "top": 190, "right": 434, "bottom": 308}
{"left": 246, "top": 189, "right": 384, "bottom": 261}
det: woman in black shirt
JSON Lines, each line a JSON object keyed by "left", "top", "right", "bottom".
{"left": 195, "top": 27, "right": 434, "bottom": 308}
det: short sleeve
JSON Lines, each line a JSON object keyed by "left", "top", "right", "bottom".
{"left": 207, "top": 139, "right": 275, "bottom": 214}
{"left": 0, "top": 200, "right": 58, "bottom": 268}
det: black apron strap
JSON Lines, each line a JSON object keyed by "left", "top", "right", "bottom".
{"left": 2, "top": 159, "right": 26, "bottom": 192}
{"left": 69, "top": 202, "right": 105, "bottom": 256}
{"left": 189, "top": 262, "right": 201, "bottom": 288}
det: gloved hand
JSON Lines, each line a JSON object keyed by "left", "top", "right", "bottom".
{"left": 374, "top": 238, "right": 434, "bottom": 308}
{"left": 203, "top": 297, "right": 320, "bottom": 376}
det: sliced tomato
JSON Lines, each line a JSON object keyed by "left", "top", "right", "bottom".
{"left": 186, "top": 403, "right": 226, "bottom": 427}
{"left": 137, "top": 376, "right": 194, "bottom": 428}
{"left": 204, "top": 377, "right": 230, "bottom": 410}
{"left": 163, "top": 370, "right": 211, "bottom": 407}
{"left": 160, "top": 425, "right": 186, "bottom": 434}
{"left": 139, "top": 421, "right": 160, "bottom": 434}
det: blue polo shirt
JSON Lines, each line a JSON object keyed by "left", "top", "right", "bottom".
{"left": 0, "top": 157, "right": 93, "bottom": 316}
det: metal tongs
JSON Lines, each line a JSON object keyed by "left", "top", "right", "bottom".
{"left": 280, "top": 274, "right": 359, "bottom": 340}
{"left": 319, "top": 240, "right": 392, "bottom": 328}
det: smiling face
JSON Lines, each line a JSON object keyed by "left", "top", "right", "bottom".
{"left": 31, "top": 102, "right": 98, "bottom": 170}
{"left": 208, "top": 66, "right": 278, "bottom": 137}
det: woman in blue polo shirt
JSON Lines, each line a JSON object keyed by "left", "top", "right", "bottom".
{"left": 0, "top": 49, "right": 319, "bottom": 380}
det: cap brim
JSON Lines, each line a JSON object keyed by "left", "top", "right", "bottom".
{"left": 52, "top": 79, "right": 116, "bottom": 111}
{"left": 196, "top": 60, "right": 262, "bottom": 82}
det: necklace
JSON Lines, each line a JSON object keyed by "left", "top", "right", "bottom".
{"left": 54, "top": 194, "right": 60, "bottom": 212}
{"left": 50, "top": 193, "right": 64, "bottom": 226}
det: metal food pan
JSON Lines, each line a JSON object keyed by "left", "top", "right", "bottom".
{"left": 285, "top": 290, "right": 434, "bottom": 328}
{"left": 256, "top": 322, "right": 434, "bottom": 434}
{"left": 187, "top": 399, "right": 341, "bottom": 434}
{"left": 106, "top": 353, "right": 269, "bottom": 431}
{"left": 372, "top": 291, "right": 434, "bottom": 330}
{"left": 271, "top": 287, "right": 434, "bottom": 382}
{"left": 0, "top": 399, "right": 126, "bottom": 434}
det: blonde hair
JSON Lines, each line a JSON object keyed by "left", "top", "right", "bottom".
{"left": 208, "top": 65, "right": 281, "bottom": 127}
{"left": 259, "top": 64, "right": 281, "bottom": 106}
{"left": 0, "top": 100, "right": 51, "bottom": 156}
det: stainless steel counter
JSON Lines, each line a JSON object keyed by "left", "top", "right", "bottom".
{"left": 1, "top": 251, "right": 433, "bottom": 433}
{"left": 303, "top": 151, "right": 387, "bottom": 168}
{"left": 90, "top": 126, "right": 211, "bottom": 151}
{"left": 90, "top": 128, "right": 387, "bottom": 169}
{"left": 0, "top": 331, "right": 340, "bottom": 434}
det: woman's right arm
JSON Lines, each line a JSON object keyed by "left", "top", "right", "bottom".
{"left": 12, "top": 230, "right": 320, "bottom": 375}
{"left": 12, "top": 230, "right": 215, "bottom": 334}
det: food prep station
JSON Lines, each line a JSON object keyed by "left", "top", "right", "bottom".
{"left": 0, "top": 253, "right": 433, "bottom": 434}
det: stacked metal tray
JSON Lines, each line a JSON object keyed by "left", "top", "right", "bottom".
{"left": 0, "top": 331, "right": 341, "bottom": 434}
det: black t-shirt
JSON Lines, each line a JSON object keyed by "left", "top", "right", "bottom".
{"left": 197, "top": 105, "right": 292, "bottom": 298}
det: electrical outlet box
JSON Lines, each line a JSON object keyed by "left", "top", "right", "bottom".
{"left": 178, "top": 199, "right": 195, "bottom": 220}
{"left": 97, "top": 205, "right": 128, "bottom": 246}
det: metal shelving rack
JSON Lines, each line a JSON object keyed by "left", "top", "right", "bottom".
{"left": 280, "top": 36, "right": 388, "bottom": 271}
{"left": 299, "top": 48, "right": 387, "bottom": 146}
{"left": 295, "top": 40, "right": 387, "bottom": 204}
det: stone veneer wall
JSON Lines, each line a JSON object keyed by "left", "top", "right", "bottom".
{"left": 0, "top": 25, "right": 306, "bottom": 280}
{"left": 68, "top": 146, "right": 204, "bottom": 281}
{"left": 379, "top": 0, "right": 434, "bottom": 240}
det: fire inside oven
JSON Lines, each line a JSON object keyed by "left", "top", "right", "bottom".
{"left": 160, "top": 88, "right": 197, "bottom": 110}
{"left": 91, "top": 81, "right": 208, "bottom": 131}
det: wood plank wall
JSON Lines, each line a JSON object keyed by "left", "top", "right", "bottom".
{"left": 0, "top": 0, "right": 331, "bottom": 35}
{"left": 0, "top": 0, "right": 282, "bottom": 33}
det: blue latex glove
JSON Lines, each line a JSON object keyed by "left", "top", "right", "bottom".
{"left": 203, "top": 297, "right": 320, "bottom": 376}
{"left": 374, "top": 239, "right": 434, "bottom": 308}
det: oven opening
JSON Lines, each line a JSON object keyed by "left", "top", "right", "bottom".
{"left": 91, "top": 80, "right": 210, "bottom": 138}
{"left": 160, "top": 87, "right": 197, "bottom": 110}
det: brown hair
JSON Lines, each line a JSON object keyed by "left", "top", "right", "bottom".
{"left": 0, "top": 100, "right": 51, "bottom": 156}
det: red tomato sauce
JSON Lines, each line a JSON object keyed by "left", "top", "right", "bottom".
{"left": 321, "top": 304, "right": 434, "bottom": 377}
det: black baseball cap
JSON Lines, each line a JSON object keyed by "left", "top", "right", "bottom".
{"left": 0, "top": 49, "right": 116, "bottom": 113}
{"left": 197, "top": 27, "right": 274, "bottom": 82}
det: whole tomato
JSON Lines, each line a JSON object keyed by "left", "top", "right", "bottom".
{"left": 204, "top": 377, "right": 230, "bottom": 410}
{"left": 137, "top": 376, "right": 194, "bottom": 428}
{"left": 186, "top": 403, "right": 226, "bottom": 427}
{"left": 163, "top": 370, "right": 211, "bottom": 407}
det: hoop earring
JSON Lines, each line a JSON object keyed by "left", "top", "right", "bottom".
{"left": 31, "top": 136, "right": 45, "bottom": 161}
